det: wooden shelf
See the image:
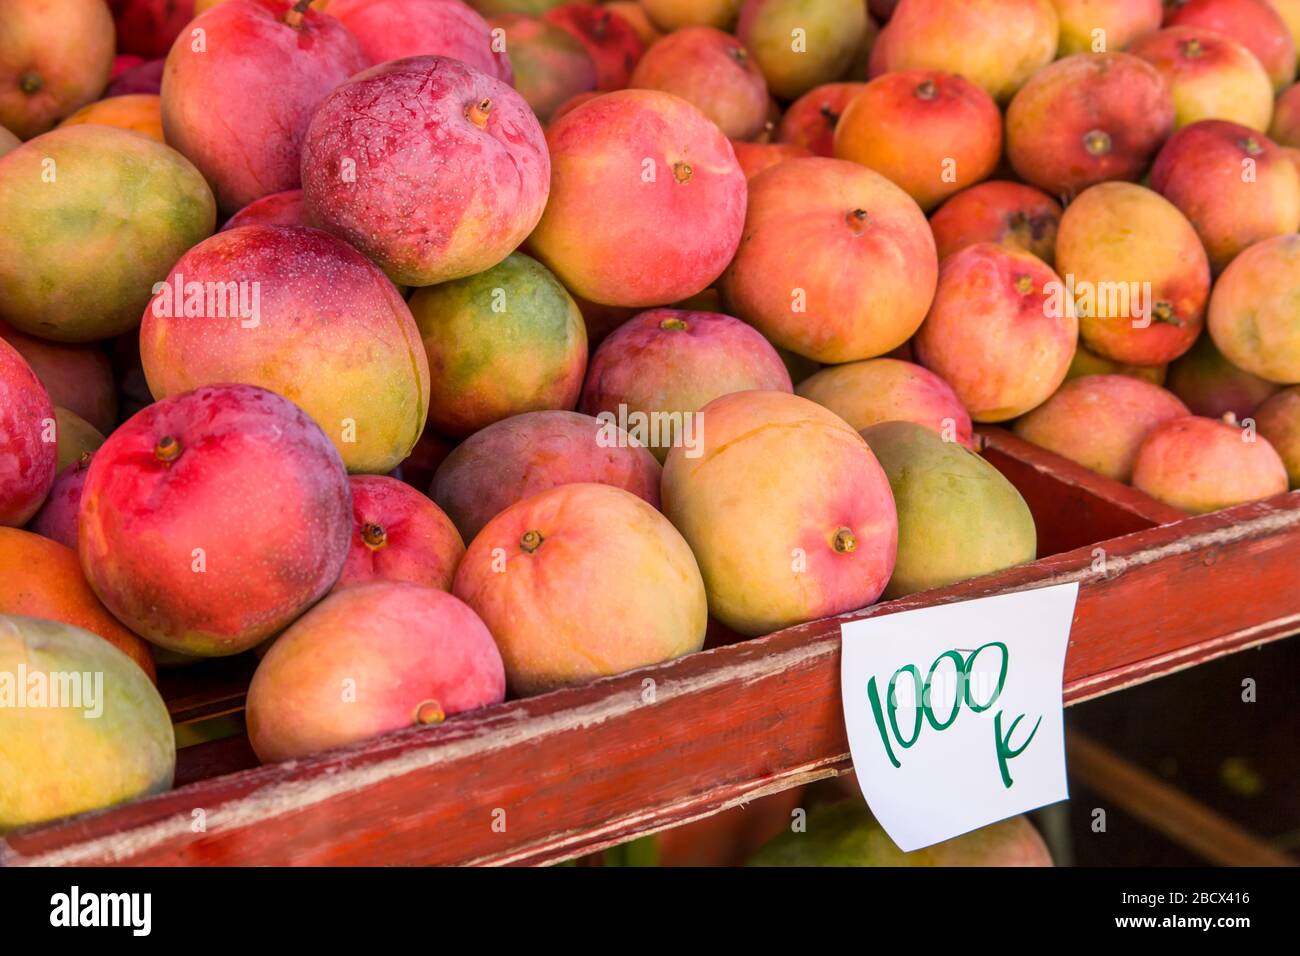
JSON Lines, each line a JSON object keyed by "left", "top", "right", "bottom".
{"left": 3, "top": 428, "right": 1298, "bottom": 866}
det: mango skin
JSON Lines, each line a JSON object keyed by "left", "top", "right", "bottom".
{"left": 1166, "top": 332, "right": 1279, "bottom": 420}
{"left": 1255, "top": 386, "right": 1300, "bottom": 487}
{"left": 1066, "top": 343, "right": 1167, "bottom": 386}
{"left": 140, "top": 225, "right": 431, "bottom": 474}
{"left": 0, "top": 0, "right": 115, "bottom": 139}
{"left": 1207, "top": 233, "right": 1300, "bottom": 384}
{"left": 737, "top": 0, "right": 867, "bottom": 100}
{"left": 58, "top": 93, "right": 164, "bottom": 142}
{"left": 1053, "top": 0, "right": 1162, "bottom": 57}
{"left": 530, "top": 89, "right": 746, "bottom": 308}
{"left": 0, "top": 321, "right": 117, "bottom": 433}
{"left": 579, "top": 308, "right": 792, "bottom": 462}
{"left": 53, "top": 407, "right": 103, "bottom": 473}
{"left": 862, "top": 421, "right": 1036, "bottom": 599}
{"left": 1014, "top": 374, "right": 1190, "bottom": 482}
{"left": 0, "top": 336, "right": 56, "bottom": 527}
{"left": 431, "top": 410, "right": 663, "bottom": 542}
{"left": 246, "top": 582, "right": 505, "bottom": 762}
{"left": 409, "top": 252, "right": 587, "bottom": 438}
{"left": 1055, "top": 182, "right": 1209, "bottom": 367}
{"left": 748, "top": 802, "right": 1052, "bottom": 867}
{"left": 454, "top": 483, "right": 707, "bottom": 696}
{"left": 1133, "top": 415, "right": 1289, "bottom": 514}
{"left": 0, "top": 125, "right": 216, "bottom": 343}
{"left": 869, "top": 0, "right": 1058, "bottom": 104}
{"left": 914, "top": 242, "right": 1077, "bottom": 421}
{"left": 1130, "top": 27, "right": 1275, "bottom": 132}
{"left": 0, "top": 615, "right": 174, "bottom": 831}
{"left": 662, "top": 391, "right": 897, "bottom": 637}
{"left": 796, "top": 357, "right": 974, "bottom": 449}
{"left": 721, "top": 157, "right": 937, "bottom": 364}
{"left": 0, "top": 527, "right": 156, "bottom": 680}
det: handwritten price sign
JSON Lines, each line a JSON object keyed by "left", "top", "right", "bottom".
{"left": 841, "top": 582, "right": 1078, "bottom": 852}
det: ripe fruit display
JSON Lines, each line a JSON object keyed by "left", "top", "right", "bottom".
{"left": 1255, "top": 387, "right": 1300, "bottom": 486}
{"left": 640, "top": 0, "right": 742, "bottom": 32}
{"left": 0, "top": 615, "right": 174, "bottom": 830}
{"left": 0, "top": 527, "right": 156, "bottom": 680}
{"left": 1150, "top": 120, "right": 1300, "bottom": 272}
{"left": 579, "top": 308, "right": 792, "bottom": 461}
{"left": 1130, "top": 27, "right": 1275, "bottom": 131}
{"left": 1013, "top": 374, "right": 1191, "bottom": 481}
{"left": 109, "top": 0, "right": 196, "bottom": 59}
{"left": 736, "top": 0, "right": 868, "bottom": 99}
{"left": 928, "top": 181, "right": 1062, "bottom": 265}
{"left": 869, "top": 0, "right": 1059, "bottom": 103}
{"left": 0, "top": 337, "right": 57, "bottom": 527}
{"left": 1166, "top": 333, "right": 1280, "bottom": 420}
{"left": 834, "top": 69, "right": 1003, "bottom": 212}
{"left": 627, "top": 27, "right": 768, "bottom": 140}
{"left": 796, "top": 358, "right": 973, "bottom": 448}
{"left": 544, "top": 3, "right": 645, "bottom": 91}
{"left": 432, "top": 410, "right": 661, "bottom": 541}
{"left": 333, "top": 476, "right": 465, "bottom": 594}
{"left": 27, "top": 453, "right": 90, "bottom": 550}
{"left": 1132, "top": 414, "right": 1289, "bottom": 513}
{"left": 661, "top": 391, "right": 897, "bottom": 636}
{"left": 1005, "top": 52, "right": 1174, "bottom": 197}
{"left": 303, "top": 55, "right": 550, "bottom": 287}
{"left": 0, "top": 0, "right": 115, "bottom": 138}
{"left": 10, "top": 0, "right": 1300, "bottom": 869}
{"left": 863, "top": 421, "right": 1036, "bottom": 598}
{"left": 1271, "top": 82, "right": 1300, "bottom": 145}
{"left": 246, "top": 582, "right": 505, "bottom": 762}
{"left": 327, "top": 0, "right": 513, "bottom": 81}
{"left": 53, "top": 407, "right": 104, "bottom": 473}
{"left": 777, "top": 83, "right": 867, "bottom": 157}
{"left": 748, "top": 802, "right": 1052, "bottom": 866}
{"left": 0, "top": 125, "right": 216, "bottom": 342}
{"left": 530, "top": 89, "right": 745, "bottom": 307}
{"left": 58, "top": 92, "right": 164, "bottom": 141}
{"left": 139, "top": 225, "right": 430, "bottom": 474}
{"left": 409, "top": 252, "right": 587, "bottom": 437}
{"left": 454, "top": 483, "right": 707, "bottom": 695}
{"left": 161, "top": 0, "right": 368, "bottom": 213}
{"left": 1055, "top": 182, "right": 1210, "bottom": 366}
{"left": 731, "top": 140, "right": 813, "bottom": 179}
{"left": 79, "top": 384, "right": 352, "bottom": 656}
{"left": 914, "top": 243, "right": 1077, "bottom": 421}
{"left": 1207, "top": 234, "right": 1300, "bottom": 383}
{"left": 721, "top": 157, "right": 937, "bottom": 363}
{"left": 221, "top": 189, "right": 306, "bottom": 231}
{"left": 489, "top": 13, "right": 598, "bottom": 123}
{"left": 1166, "top": 0, "right": 1297, "bottom": 92}
{"left": 1066, "top": 344, "right": 1167, "bottom": 386}
{"left": 1052, "top": 0, "right": 1162, "bottom": 57}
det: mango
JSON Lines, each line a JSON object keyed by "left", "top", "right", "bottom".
{"left": 0, "top": 615, "right": 173, "bottom": 830}
{"left": 0, "top": 125, "right": 216, "bottom": 343}
{"left": 409, "top": 252, "right": 586, "bottom": 438}
{"left": 862, "top": 421, "right": 1035, "bottom": 599}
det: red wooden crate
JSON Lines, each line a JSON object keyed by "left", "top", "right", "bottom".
{"left": 3, "top": 428, "right": 1298, "bottom": 866}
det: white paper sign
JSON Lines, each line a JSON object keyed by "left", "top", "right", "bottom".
{"left": 840, "top": 582, "right": 1078, "bottom": 852}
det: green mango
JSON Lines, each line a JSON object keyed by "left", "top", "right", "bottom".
{"left": 861, "top": 420, "right": 1036, "bottom": 598}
